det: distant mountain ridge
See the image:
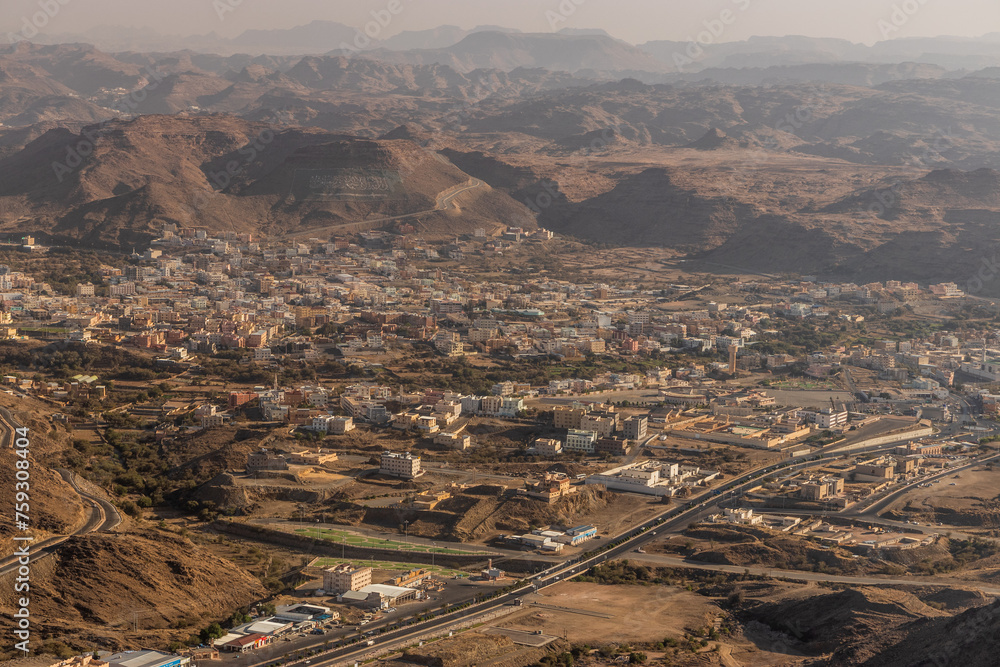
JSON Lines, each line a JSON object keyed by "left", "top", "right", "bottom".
{"left": 11, "top": 25, "right": 1000, "bottom": 71}
{"left": 353, "top": 31, "right": 671, "bottom": 75}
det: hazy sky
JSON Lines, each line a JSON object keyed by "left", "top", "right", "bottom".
{"left": 4, "top": 0, "right": 1000, "bottom": 45}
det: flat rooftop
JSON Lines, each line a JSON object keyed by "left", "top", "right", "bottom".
{"left": 105, "top": 651, "right": 186, "bottom": 667}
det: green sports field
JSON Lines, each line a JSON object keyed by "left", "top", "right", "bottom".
{"left": 293, "top": 527, "right": 489, "bottom": 555}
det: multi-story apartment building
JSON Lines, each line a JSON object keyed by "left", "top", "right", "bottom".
{"left": 533, "top": 438, "right": 563, "bottom": 456}
{"left": 565, "top": 429, "right": 597, "bottom": 453}
{"left": 798, "top": 476, "right": 845, "bottom": 501}
{"left": 329, "top": 416, "right": 355, "bottom": 434}
{"left": 380, "top": 451, "right": 422, "bottom": 479}
{"left": 553, "top": 405, "right": 586, "bottom": 429}
{"left": 247, "top": 448, "right": 288, "bottom": 472}
{"left": 595, "top": 437, "right": 630, "bottom": 456}
{"left": 479, "top": 395, "right": 503, "bottom": 416}
{"left": 323, "top": 563, "right": 372, "bottom": 594}
{"left": 622, "top": 415, "right": 648, "bottom": 441}
{"left": 580, "top": 414, "right": 616, "bottom": 438}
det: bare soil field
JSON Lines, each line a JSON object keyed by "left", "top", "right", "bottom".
{"left": 884, "top": 465, "right": 1000, "bottom": 530}
{"left": 506, "top": 581, "right": 717, "bottom": 645}
{"left": 492, "top": 580, "right": 811, "bottom": 666}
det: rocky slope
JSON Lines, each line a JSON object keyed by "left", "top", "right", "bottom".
{"left": 0, "top": 531, "right": 267, "bottom": 651}
{"left": 0, "top": 114, "right": 533, "bottom": 246}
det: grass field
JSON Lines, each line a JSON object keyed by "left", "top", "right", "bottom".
{"left": 294, "top": 528, "right": 489, "bottom": 555}
{"left": 309, "top": 557, "right": 470, "bottom": 578}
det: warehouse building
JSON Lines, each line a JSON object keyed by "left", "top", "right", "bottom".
{"left": 338, "top": 583, "right": 420, "bottom": 609}
{"left": 104, "top": 652, "right": 190, "bottom": 667}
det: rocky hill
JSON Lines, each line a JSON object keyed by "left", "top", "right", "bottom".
{"left": 744, "top": 586, "right": 949, "bottom": 663}
{"left": 0, "top": 114, "right": 533, "bottom": 246}
{"left": 850, "top": 598, "right": 1000, "bottom": 666}
{"left": 0, "top": 531, "right": 267, "bottom": 650}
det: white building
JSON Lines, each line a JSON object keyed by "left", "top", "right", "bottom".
{"left": 565, "top": 429, "right": 597, "bottom": 453}
{"left": 434, "top": 431, "right": 472, "bottom": 450}
{"left": 585, "top": 461, "right": 683, "bottom": 497}
{"left": 380, "top": 451, "right": 422, "bottom": 479}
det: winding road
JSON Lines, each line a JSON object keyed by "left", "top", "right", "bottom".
{"left": 0, "top": 408, "right": 121, "bottom": 577}
{"left": 287, "top": 175, "right": 488, "bottom": 240}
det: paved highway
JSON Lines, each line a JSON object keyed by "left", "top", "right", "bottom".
{"left": 281, "top": 443, "right": 1000, "bottom": 665}
{"left": 249, "top": 445, "right": 913, "bottom": 666}
{"left": 848, "top": 453, "right": 1000, "bottom": 517}
{"left": 56, "top": 468, "right": 122, "bottom": 532}
{"left": 0, "top": 409, "right": 121, "bottom": 577}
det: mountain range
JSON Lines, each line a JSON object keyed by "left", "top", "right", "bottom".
{"left": 3, "top": 29, "right": 1000, "bottom": 290}
{"left": 15, "top": 24, "right": 1000, "bottom": 72}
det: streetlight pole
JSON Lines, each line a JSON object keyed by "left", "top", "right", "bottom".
{"left": 403, "top": 520, "right": 409, "bottom": 544}
{"left": 431, "top": 542, "right": 436, "bottom": 569}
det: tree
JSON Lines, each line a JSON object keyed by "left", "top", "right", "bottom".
{"left": 199, "top": 622, "right": 224, "bottom": 643}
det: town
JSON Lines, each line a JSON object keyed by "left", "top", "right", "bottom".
{"left": 4, "top": 223, "right": 1000, "bottom": 665}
